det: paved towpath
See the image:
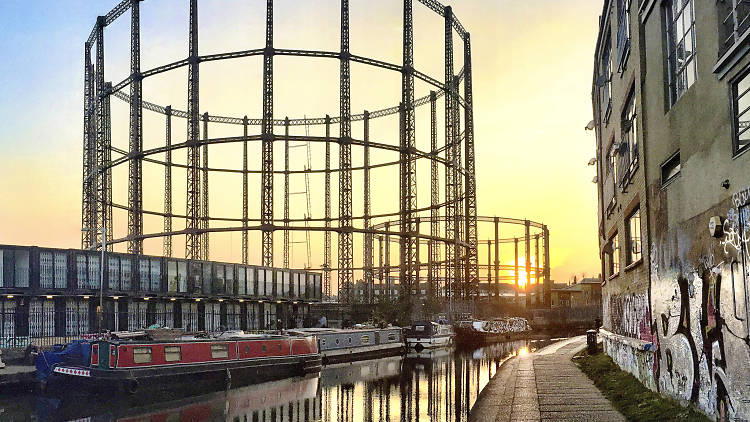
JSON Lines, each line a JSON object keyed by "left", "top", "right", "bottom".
{"left": 469, "top": 336, "right": 625, "bottom": 422}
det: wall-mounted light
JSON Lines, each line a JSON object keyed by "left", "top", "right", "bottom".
{"left": 196, "top": 298, "right": 201, "bottom": 302}
{"left": 6, "top": 295, "right": 14, "bottom": 299}
{"left": 218, "top": 299, "right": 224, "bottom": 302}
{"left": 170, "top": 297, "right": 176, "bottom": 301}
{"left": 143, "top": 297, "right": 150, "bottom": 301}
{"left": 45, "top": 295, "right": 53, "bottom": 299}
{"left": 82, "top": 295, "right": 90, "bottom": 299}
{"left": 112, "top": 296, "right": 119, "bottom": 300}
{"left": 239, "top": 299, "right": 244, "bottom": 303}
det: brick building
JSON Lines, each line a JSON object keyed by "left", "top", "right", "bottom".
{"left": 592, "top": 1, "right": 750, "bottom": 418}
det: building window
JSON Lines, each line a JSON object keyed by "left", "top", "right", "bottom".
{"left": 608, "top": 142, "right": 619, "bottom": 184}
{"left": 621, "top": 89, "right": 638, "bottom": 184}
{"left": 665, "top": 0, "right": 697, "bottom": 106}
{"left": 626, "top": 209, "right": 642, "bottom": 265}
{"left": 661, "top": 151, "right": 681, "bottom": 186}
{"left": 718, "top": 0, "right": 750, "bottom": 57}
{"left": 608, "top": 233, "right": 620, "bottom": 277}
{"left": 732, "top": 67, "right": 750, "bottom": 155}
{"left": 616, "top": 0, "right": 631, "bottom": 71}
{"left": 600, "top": 33, "right": 613, "bottom": 122}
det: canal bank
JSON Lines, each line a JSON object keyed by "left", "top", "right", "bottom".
{"left": 469, "top": 336, "right": 625, "bottom": 422}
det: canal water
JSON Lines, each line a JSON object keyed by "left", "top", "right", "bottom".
{"left": 0, "top": 339, "right": 555, "bottom": 422}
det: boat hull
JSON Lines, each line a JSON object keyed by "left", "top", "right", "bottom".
{"left": 405, "top": 335, "right": 453, "bottom": 350}
{"left": 47, "top": 353, "right": 321, "bottom": 393}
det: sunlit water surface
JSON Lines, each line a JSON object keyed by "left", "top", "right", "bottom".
{"left": 0, "top": 339, "right": 557, "bottom": 422}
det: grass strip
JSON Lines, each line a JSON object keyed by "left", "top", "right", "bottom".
{"left": 574, "top": 349, "right": 709, "bottom": 422}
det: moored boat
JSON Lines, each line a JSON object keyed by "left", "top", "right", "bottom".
{"left": 454, "top": 317, "right": 532, "bottom": 347}
{"left": 404, "top": 321, "right": 454, "bottom": 351}
{"left": 35, "top": 330, "right": 321, "bottom": 393}
{"left": 287, "top": 327, "right": 403, "bottom": 365}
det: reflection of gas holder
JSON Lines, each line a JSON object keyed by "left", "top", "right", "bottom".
{"left": 320, "top": 356, "right": 403, "bottom": 387}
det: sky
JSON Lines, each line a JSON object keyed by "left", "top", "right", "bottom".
{"left": 0, "top": 0, "right": 602, "bottom": 287}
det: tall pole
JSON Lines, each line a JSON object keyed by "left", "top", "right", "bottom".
{"left": 400, "top": 0, "right": 417, "bottom": 311}
{"left": 82, "top": 43, "right": 95, "bottom": 250}
{"left": 324, "top": 115, "right": 332, "bottom": 299}
{"left": 363, "top": 110, "right": 373, "bottom": 304}
{"left": 444, "top": 6, "right": 456, "bottom": 302}
{"left": 514, "top": 238, "right": 519, "bottom": 304}
{"left": 283, "top": 117, "right": 290, "bottom": 269}
{"left": 543, "top": 225, "right": 551, "bottom": 307}
{"left": 163, "top": 106, "right": 173, "bottom": 257}
{"left": 201, "top": 112, "right": 209, "bottom": 261}
{"left": 429, "top": 91, "right": 439, "bottom": 300}
{"left": 100, "top": 221, "right": 106, "bottom": 332}
{"left": 261, "top": 0, "right": 275, "bottom": 267}
{"left": 339, "top": 0, "right": 353, "bottom": 303}
{"left": 463, "top": 33, "right": 478, "bottom": 298}
{"left": 128, "top": 0, "right": 143, "bottom": 255}
{"left": 242, "top": 116, "right": 249, "bottom": 264}
{"left": 185, "top": 0, "right": 201, "bottom": 261}
{"left": 487, "top": 240, "right": 491, "bottom": 297}
{"left": 535, "top": 234, "right": 540, "bottom": 306}
{"left": 494, "top": 217, "right": 499, "bottom": 299}
{"left": 525, "top": 220, "right": 531, "bottom": 308}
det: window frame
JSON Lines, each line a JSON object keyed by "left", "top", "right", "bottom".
{"left": 608, "top": 232, "right": 621, "bottom": 279}
{"left": 620, "top": 88, "right": 639, "bottom": 187}
{"left": 616, "top": 0, "right": 632, "bottom": 71}
{"left": 626, "top": 208, "right": 643, "bottom": 266}
{"left": 164, "top": 345, "right": 182, "bottom": 362}
{"left": 601, "top": 32, "right": 613, "bottom": 123}
{"left": 660, "top": 150, "right": 681, "bottom": 187}
{"left": 731, "top": 64, "right": 750, "bottom": 156}
{"left": 664, "top": 0, "right": 697, "bottom": 106}
{"left": 133, "top": 346, "right": 153, "bottom": 364}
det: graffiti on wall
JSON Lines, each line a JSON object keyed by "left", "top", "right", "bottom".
{"left": 646, "top": 188, "right": 750, "bottom": 420}
{"left": 607, "top": 293, "right": 653, "bottom": 342}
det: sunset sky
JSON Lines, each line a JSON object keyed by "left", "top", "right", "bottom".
{"left": 0, "top": 0, "right": 602, "bottom": 286}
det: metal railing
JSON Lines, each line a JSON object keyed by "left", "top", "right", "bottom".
{"left": 720, "top": 0, "right": 750, "bottom": 57}
{"left": 0, "top": 309, "right": 302, "bottom": 349}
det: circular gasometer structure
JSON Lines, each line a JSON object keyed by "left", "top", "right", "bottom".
{"left": 81, "top": 0, "right": 478, "bottom": 303}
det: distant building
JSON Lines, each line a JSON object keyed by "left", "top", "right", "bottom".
{"left": 592, "top": 1, "right": 750, "bottom": 418}
{"left": 549, "top": 278, "right": 602, "bottom": 308}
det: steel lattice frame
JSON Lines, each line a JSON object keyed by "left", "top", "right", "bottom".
{"left": 81, "top": 0, "right": 479, "bottom": 305}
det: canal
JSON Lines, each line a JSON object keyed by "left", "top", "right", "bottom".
{"left": 0, "top": 339, "right": 555, "bottom": 421}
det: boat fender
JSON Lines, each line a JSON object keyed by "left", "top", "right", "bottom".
{"left": 125, "top": 378, "right": 139, "bottom": 394}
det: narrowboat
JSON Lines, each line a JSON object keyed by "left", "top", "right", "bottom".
{"left": 404, "top": 321, "right": 455, "bottom": 351}
{"left": 454, "top": 317, "right": 533, "bottom": 347}
{"left": 287, "top": 327, "right": 403, "bottom": 365}
{"left": 35, "top": 330, "right": 321, "bottom": 393}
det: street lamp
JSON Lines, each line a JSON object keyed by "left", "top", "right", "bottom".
{"left": 81, "top": 219, "right": 106, "bottom": 335}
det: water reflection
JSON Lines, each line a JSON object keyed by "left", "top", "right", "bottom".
{"left": 0, "top": 339, "right": 552, "bottom": 422}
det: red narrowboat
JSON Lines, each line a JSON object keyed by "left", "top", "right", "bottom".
{"left": 36, "top": 331, "right": 321, "bottom": 393}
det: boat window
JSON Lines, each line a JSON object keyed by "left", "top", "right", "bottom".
{"left": 388, "top": 333, "right": 397, "bottom": 341}
{"left": 415, "top": 325, "right": 425, "bottom": 332}
{"left": 348, "top": 337, "right": 352, "bottom": 344}
{"left": 164, "top": 346, "right": 181, "bottom": 362}
{"left": 211, "top": 344, "right": 229, "bottom": 359}
{"left": 320, "top": 339, "right": 326, "bottom": 346}
{"left": 335, "top": 338, "right": 340, "bottom": 345}
{"left": 361, "top": 335, "right": 370, "bottom": 343}
{"left": 262, "top": 345, "right": 267, "bottom": 352}
{"left": 133, "top": 347, "right": 153, "bottom": 364}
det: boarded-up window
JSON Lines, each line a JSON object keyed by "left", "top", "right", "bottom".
{"left": 164, "top": 346, "right": 181, "bottom": 362}
{"left": 211, "top": 344, "right": 229, "bottom": 359}
{"left": 388, "top": 333, "right": 397, "bottom": 342}
{"left": 133, "top": 347, "right": 153, "bottom": 364}
{"left": 361, "top": 335, "right": 370, "bottom": 344}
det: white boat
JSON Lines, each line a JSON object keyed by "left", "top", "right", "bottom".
{"left": 404, "top": 321, "right": 454, "bottom": 350}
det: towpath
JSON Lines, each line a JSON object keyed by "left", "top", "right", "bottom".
{"left": 469, "top": 335, "right": 625, "bottom": 422}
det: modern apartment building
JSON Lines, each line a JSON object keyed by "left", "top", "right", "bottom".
{"left": 592, "top": 1, "right": 750, "bottom": 419}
